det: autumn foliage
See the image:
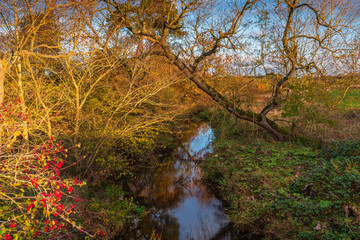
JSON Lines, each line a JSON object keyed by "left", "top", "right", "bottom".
{"left": 0, "top": 101, "right": 86, "bottom": 239}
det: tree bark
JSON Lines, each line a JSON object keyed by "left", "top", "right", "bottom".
{"left": 106, "top": 0, "right": 287, "bottom": 140}
{"left": 159, "top": 43, "right": 287, "bottom": 141}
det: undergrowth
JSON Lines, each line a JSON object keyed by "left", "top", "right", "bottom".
{"left": 75, "top": 182, "right": 146, "bottom": 239}
{"left": 202, "top": 108, "right": 360, "bottom": 239}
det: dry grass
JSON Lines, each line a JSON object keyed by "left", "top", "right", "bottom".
{"left": 300, "top": 111, "right": 360, "bottom": 142}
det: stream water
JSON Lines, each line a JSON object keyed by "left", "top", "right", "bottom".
{"left": 126, "top": 124, "right": 237, "bottom": 240}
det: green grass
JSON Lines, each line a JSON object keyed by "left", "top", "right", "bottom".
{"left": 202, "top": 109, "right": 360, "bottom": 239}
{"left": 331, "top": 89, "right": 360, "bottom": 109}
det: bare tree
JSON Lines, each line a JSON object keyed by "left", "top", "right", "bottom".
{"left": 103, "top": 0, "right": 359, "bottom": 140}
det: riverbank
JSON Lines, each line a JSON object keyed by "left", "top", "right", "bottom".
{"left": 202, "top": 109, "right": 360, "bottom": 239}
{"left": 73, "top": 116, "right": 226, "bottom": 239}
{"left": 72, "top": 119, "right": 205, "bottom": 239}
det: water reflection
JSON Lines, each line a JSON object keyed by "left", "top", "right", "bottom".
{"left": 128, "top": 124, "right": 234, "bottom": 240}
{"left": 178, "top": 125, "right": 215, "bottom": 160}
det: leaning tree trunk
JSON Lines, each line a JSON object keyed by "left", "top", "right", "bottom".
{"left": 189, "top": 74, "right": 287, "bottom": 141}
{"left": 160, "top": 43, "right": 287, "bottom": 141}
{"left": 106, "top": 0, "right": 286, "bottom": 139}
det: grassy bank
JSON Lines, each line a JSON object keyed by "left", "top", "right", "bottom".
{"left": 331, "top": 89, "right": 360, "bottom": 109}
{"left": 202, "top": 109, "right": 360, "bottom": 239}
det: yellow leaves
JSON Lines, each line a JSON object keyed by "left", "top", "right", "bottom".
{"left": 0, "top": 58, "right": 7, "bottom": 71}
{"left": 13, "top": 131, "right": 21, "bottom": 137}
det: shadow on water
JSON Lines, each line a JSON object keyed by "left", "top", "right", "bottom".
{"left": 121, "top": 124, "right": 251, "bottom": 240}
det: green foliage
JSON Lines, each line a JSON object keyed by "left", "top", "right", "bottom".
{"left": 91, "top": 127, "right": 177, "bottom": 179}
{"left": 203, "top": 123, "right": 360, "bottom": 239}
{"left": 269, "top": 142, "right": 360, "bottom": 239}
{"left": 280, "top": 78, "right": 334, "bottom": 125}
{"left": 331, "top": 89, "right": 360, "bottom": 109}
{"left": 79, "top": 182, "right": 145, "bottom": 239}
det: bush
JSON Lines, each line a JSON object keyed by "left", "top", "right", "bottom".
{"left": 0, "top": 101, "right": 87, "bottom": 239}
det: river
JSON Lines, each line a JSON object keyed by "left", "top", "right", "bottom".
{"left": 125, "top": 123, "right": 238, "bottom": 240}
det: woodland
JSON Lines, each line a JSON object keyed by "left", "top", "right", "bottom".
{"left": 1, "top": 0, "right": 360, "bottom": 239}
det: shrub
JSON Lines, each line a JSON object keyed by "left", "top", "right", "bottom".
{"left": 0, "top": 101, "right": 87, "bottom": 239}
